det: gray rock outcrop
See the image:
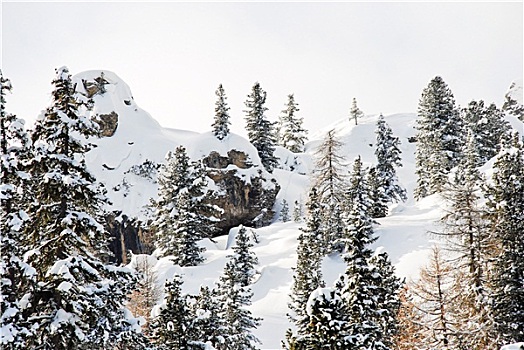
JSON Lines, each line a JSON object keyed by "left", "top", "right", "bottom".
{"left": 203, "top": 150, "right": 280, "bottom": 236}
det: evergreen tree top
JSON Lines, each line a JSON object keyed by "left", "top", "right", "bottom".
{"left": 213, "top": 83, "right": 231, "bottom": 141}
{"left": 228, "top": 225, "right": 259, "bottom": 287}
{"left": 244, "top": 82, "right": 268, "bottom": 116}
{"left": 417, "top": 76, "right": 458, "bottom": 117}
{"left": 278, "top": 93, "right": 307, "bottom": 153}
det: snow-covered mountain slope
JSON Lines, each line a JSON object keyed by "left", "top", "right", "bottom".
{"left": 136, "top": 112, "right": 448, "bottom": 348}
{"left": 77, "top": 70, "right": 273, "bottom": 221}
{"left": 80, "top": 70, "right": 523, "bottom": 349}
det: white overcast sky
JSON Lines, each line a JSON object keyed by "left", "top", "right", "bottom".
{"left": 1, "top": 2, "right": 523, "bottom": 137}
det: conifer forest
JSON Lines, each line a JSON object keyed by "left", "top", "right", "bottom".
{"left": 1, "top": 67, "right": 523, "bottom": 350}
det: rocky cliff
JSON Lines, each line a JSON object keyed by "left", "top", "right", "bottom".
{"left": 203, "top": 150, "right": 279, "bottom": 235}
{"left": 74, "top": 71, "right": 281, "bottom": 261}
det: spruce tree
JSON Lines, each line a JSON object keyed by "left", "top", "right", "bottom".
{"left": 21, "top": 67, "right": 148, "bottom": 349}
{"left": 292, "top": 199, "right": 303, "bottom": 222}
{"left": 335, "top": 161, "right": 386, "bottom": 349}
{"left": 189, "top": 285, "right": 224, "bottom": 349}
{"left": 0, "top": 71, "right": 35, "bottom": 348}
{"left": 244, "top": 82, "right": 279, "bottom": 172}
{"left": 278, "top": 94, "right": 308, "bottom": 153}
{"left": 349, "top": 97, "right": 364, "bottom": 125}
{"left": 415, "top": 76, "right": 464, "bottom": 199}
{"left": 215, "top": 228, "right": 261, "bottom": 350}
{"left": 169, "top": 190, "right": 206, "bottom": 266}
{"left": 152, "top": 146, "right": 211, "bottom": 265}
{"left": 462, "top": 100, "right": 510, "bottom": 165}
{"left": 287, "top": 188, "right": 325, "bottom": 335}
{"left": 296, "top": 286, "right": 348, "bottom": 349}
{"left": 280, "top": 199, "right": 290, "bottom": 222}
{"left": 212, "top": 84, "right": 231, "bottom": 140}
{"left": 367, "top": 166, "right": 389, "bottom": 218}
{"left": 229, "top": 225, "right": 259, "bottom": 288}
{"left": 343, "top": 156, "right": 372, "bottom": 221}
{"left": 149, "top": 274, "right": 192, "bottom": 350}
{"left": 374, "top": 114, "right": 406, "bottom": 205}
{"left": 368, "top": 252, "right": 402, "bottom": 348}
{"left": 151, "top": 148, "right": 190, "bottom": 255}
{"left": 486, "top": 132, "right": 524, "bottom": 345}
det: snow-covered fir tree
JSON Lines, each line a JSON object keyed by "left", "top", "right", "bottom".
{"left": 0, "top": 71, "right": 35, "bottom": 348}
{"left": 343, "top": 156, "right": 370, "bottom": 220}
{"left": 21, "top": 67, "right": 148, "bottom": 349}
{"left": 188, "top": 285, "right": 224, "bottom": 349}
{"left": 289, "top": 156, "right": 398, "bottom": 349}
{"left": 212, "top": 84, "right": 231, "bottom": 141}
{"left": 462, "top": 100, "right": 510, "bottom": 165}
{"left": 151, "top": 146, "right": 212, "bottom": 265}
{"left": 228, "top": 226, "right": 259, "bottom": 287}
{"left": 368, "top": 252, "right": 402, "bottom": 349}
{"left": 168, "top": 190, "right": 206, "bottom": 266}
{"left": 374, "top": 114, "right": 406, "bottom": 206}
{"left": 280, "top": 199, "right": 290, "bottom": 222}
{"left": 151, "top": 147, "right": 191, "bottom": 254}
{"left": 486, "top": 132, "right": 524, "bottom": 345}
{"left": 278, "top": 94, "right": 308, "bottom": 153}
{"left": 349, "top": 97, "right": 364, "bottom": 125}
{"left": 292, "top": 199, "right": 303, "bottom": 222}
{"left": 287, "top": 286, "right": 347, "bottom": 349}
{"left": 367, "top": 166, "right": 389, "bottom": 218}
{"left": 244, "top": 82, "right": 278, "bottom": 172}
{"left": 312, "top": 129, "right": 347, "bottom": 253}
{"left": 149, "top": 274, "right": 192, "bottom": 350}
{"left": 415, "top": 76, "right": 464, "bottom": 199}
{"left": 215, "top": 228, "right": 261, "bottom": 350}
{"left": 287, "top": 188, "right": 325, "bottom": 336}
{"left": 334, "top": 157, "right": 387, "bottom": 349}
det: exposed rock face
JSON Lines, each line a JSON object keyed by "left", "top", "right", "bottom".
{"left": 203, "top": 150, "right": 252, "bottom": 169}
{"left": 82, "top": 74, "right": 109, "bottom": 98}
{"left": 106, "top": 212, "right": 154, "bottom": 265}
{"left": 203, "top": 150, "right": 280, "bottom": 236}
{"left": 104, "top": 149, "right": 280, "bottom": 261}
{"left": 95, "top": 112, "right": 119, "bottom": 137}
{"left": 80, "top": 74, "right": 119, "bottom": 137}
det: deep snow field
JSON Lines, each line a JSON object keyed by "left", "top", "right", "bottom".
{"left": 78, "top": 70, "right": 522, "bottom": 349}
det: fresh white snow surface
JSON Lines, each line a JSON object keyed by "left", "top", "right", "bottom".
{"left": 76, "top": 70, "right": 522, "bottom": 349}
{"left": 501, "top": 344, "right": 524, "bottom": 350}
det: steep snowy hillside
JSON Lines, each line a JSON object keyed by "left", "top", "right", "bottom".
{"left": 138, "top": 112, "right": 448, "bottom": 348}
{"left": 77, "top": 70, "right": 275, "bottom": 222}
{"left": 79, "top": 71, "right": 522, "bottom": 349}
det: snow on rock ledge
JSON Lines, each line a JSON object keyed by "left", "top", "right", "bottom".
{"left": 74, "top": 70, "right": 280, "bottom": 252}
